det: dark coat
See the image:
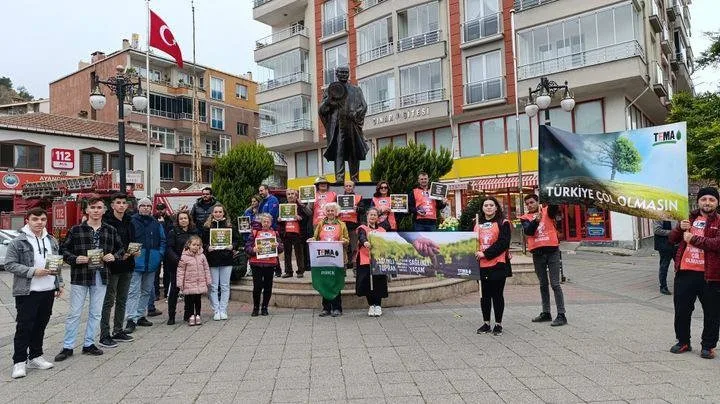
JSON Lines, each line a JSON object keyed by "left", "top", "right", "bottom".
{"left": 166, "top": 226, "right": 200, "bottom": 273}
{"left": 61, "top": 222, "right": 124, "bottom": 286}
{"left": 102, "top": 210, "right": 136, "bottom": 274}
{"left": 319, "top": 82, "right": 369, "bottom": 162}
{"left": 202, "top": 219, "right": 240, "bottom": 267}
{"left": 191, "top": 197, "right": 217, "bottom": 231}
{"left": 669, "top": 210, "right": 720, "bottom": 282}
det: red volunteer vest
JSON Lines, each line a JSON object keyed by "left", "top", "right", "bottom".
{"left": 475, "top": 220, "right": 508, "bottom": 268}
{"left": 372, "top": 196, "right": 397, "bottom": 230}
{"left": 520, "top": 206, "right": 560, "bottom": 251}
{"left": 339, "top": 194, "right": 362, "bottom": 224}
{"left": 250, "top": 229, "right": 279, "bottom": 266}
{"left": 313, "top": 191, "right": 337, "bottom": 225}
{"left": 680, "top": 217, "right": 706, "bottom": 272}
{"left": 318, "top": 221, "right": 343, "bottom": 241}
{"left": 357, "top": 224, "right": 386, "bottom": 266}
{"left": 284, "top": 219, "right": 300, "bottom": 234}
{"left": 413, "top": 188, "right": 437, "bottom": 221}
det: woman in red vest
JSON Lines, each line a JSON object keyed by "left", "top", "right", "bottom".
{"left": 371, "top": 181, "right": 396, "bottom": 231}
{"left": 474, "top": 196, "right": 511, "bottom": 336}
{"left": 356, "top": 208, "right": 388, "bottom": 317}
{"left": 310, "top": 202, "right": 349, "bottom": 317}
{"left": 245, "top": 213, "right": 283, "bottom": 317}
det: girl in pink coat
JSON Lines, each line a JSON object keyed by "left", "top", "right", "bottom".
{"left": 177, "top": 236, "right": 211, "bottom": 326}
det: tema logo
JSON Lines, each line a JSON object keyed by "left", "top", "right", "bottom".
{"left": 1, "top": 173, "right": 20, "bottom": 189}
{"left": 652, "top": 129, "right": 682, "bottom": 146}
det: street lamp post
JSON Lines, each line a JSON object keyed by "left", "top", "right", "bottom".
{"left": 524, "top": 77, "right": 575, "bottom": 129}
{"left": 89, "top": 65, "right": 148, "bottom": 192}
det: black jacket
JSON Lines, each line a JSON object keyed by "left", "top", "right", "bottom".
{"left": 191, "top": 197, "right": 217, "bottom": 231}
{"left": 102, "top": 210, "right": 136, "bottom": 274}
{"left": 202, "top": 219, "right": 240, "bottom": 267}
{"left": 166, "top": 226, "right": 200, "bottom": 272}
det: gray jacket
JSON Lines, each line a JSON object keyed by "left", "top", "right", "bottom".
{"left": 5, "top": 232, "right": 63, "bottom": 296}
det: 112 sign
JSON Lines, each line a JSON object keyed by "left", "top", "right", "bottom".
{"left": 51, "top": 148, "right": 75, "bottom": 170}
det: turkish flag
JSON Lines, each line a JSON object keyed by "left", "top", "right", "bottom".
{"left": 149, "top": 10, "right": 183, "bottom": 68}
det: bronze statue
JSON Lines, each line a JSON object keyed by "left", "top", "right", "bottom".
{"left": 319, "top": 66, "right": 368, "bottom": 184}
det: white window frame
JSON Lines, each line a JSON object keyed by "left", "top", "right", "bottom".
{"left": 324, "top": 44, "right": 348, "bottom": 85}
{"left": 210, "top": 76, "right": 224, "bottom": 101}
{"left": 160, "top": 162, "right": 174, "bottom": 181}
{"left": 236, "top": 83, "right": 248, "bottom": 100}
{"left": 211, "top": 106, "right": 225, "bottom": 130}
{"left": 219, "top": 135, "right": 232, "bottom": 155}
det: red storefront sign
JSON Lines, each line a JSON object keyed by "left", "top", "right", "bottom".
{"left": 0, "top": 171, "right": 76, "bottom": 192}
{"left": 51, "top": 149, "right": 75, "bottom": 170}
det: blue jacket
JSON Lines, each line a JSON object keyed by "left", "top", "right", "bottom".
{"left": 131, "top": 213, "right": 166, "bottom": 273}
{"left": 259, "top": 194, "right": 280, "bottom": 229}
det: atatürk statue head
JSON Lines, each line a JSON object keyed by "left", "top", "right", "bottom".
{"left": 335, "top": 66, "right": 350, "bottom": 83}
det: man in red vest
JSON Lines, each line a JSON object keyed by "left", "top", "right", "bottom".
{"left": 339, "top": 181, "right": 364, "bottom": 269}
{"left": 408, "top": 172, "right": 447, "bottom": 231}
{"left": 521, "top": 194, "right": 566, "bottom": 327}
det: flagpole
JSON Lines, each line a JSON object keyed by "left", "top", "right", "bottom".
{"left": 191, "top": 0, "right": 201, "bottom": 184}
{"left": 145, "top": 0, "right": 152, "bottom": 195}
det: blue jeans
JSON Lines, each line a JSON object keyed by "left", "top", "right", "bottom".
{"left": 63, "top": 271, "right": 107, "bottom": 349}
{"left": 209, "top": 266, "right": 232, "bottom": 314}
{"left": 413, "top": 222, "right": 437, "bottom": 232}
{"left": 125, "top": 271, "right": 155, "bottom": 322}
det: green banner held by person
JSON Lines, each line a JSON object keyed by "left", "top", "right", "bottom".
{"left": 309, "top": 241, "right": 346, "bottom": 300}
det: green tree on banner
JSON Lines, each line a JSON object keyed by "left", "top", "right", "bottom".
{"left": 596, "top": 136, "right": 642, "bottom": 180}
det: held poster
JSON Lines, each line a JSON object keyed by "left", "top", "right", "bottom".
{"left": 279, "top": 204, "right": 297, "bottom": 222}
{"left": 209, "top": 228, "right": 233, "bottom": 249}
{"left": 87, "top": 249, "right": 103, "bottom": 269}
{"left": 308, "top": 241, "right": 346, "bottom": 300}
{"left": 299, "top": 186, "right": 316, "bottom": 203}
{"left": 369, "top": 232, "right": 479, "bottom": 279}
{"left": 390, "top": 194, "right": 409, "bottom": 213}
{"left": 539, "top": 123, "right": 689, "bottom": 220}
{"left": 337, "top": 195, "right": 355, "bottom": 212}
{"left": 255, "top": 237, "right": 278, "bottom": 259}
{"left": 237, "top": 216, "right": 251, "bottom": 233}
{"left": 429, "top": 182, "right": 448, "bottom": 200}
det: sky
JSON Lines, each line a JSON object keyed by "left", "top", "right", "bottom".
{"left": 0, "top": 0, "right": 717, "bottom": 99}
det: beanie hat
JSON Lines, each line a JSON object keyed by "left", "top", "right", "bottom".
{"left": 697, "top": 187, "right": 719, "bottom": 202}
{"left": 138, "top": 197, "right": 152, "bottom": 206}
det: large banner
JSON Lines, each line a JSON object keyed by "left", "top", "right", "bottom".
{"left": 539, "top": 123, "right": 688, "bottom": 220}
{"left": 369, "top": 232, "right": 479, "bottom": 279}
{"left": 309, "top": 241, "right": 346, "bottom": 300}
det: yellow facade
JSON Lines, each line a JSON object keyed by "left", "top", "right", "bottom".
{"left": 204, "top": 68, "right": 258, "bottom": 110}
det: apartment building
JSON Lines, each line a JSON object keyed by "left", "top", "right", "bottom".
{"left": 253, "top": 0, "right": 694, "bottom": 247}
{"left": 0, "top": 99, "right": 50, "bottom": 116}
{"left": 50, "top": 38, "right": 260, "bottom": 193}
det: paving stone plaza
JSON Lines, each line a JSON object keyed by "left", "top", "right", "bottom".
{"left": 2, "top": 251, "right": 719, "bottom": 403}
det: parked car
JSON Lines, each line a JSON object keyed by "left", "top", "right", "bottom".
{"left": 0, "top": 230, "right": 20, "bottom": 270}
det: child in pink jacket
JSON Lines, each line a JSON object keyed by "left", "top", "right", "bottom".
{"left": 177, "top": 236, "right": 211, "bottom": 326}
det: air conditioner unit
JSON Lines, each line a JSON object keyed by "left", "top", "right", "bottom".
{"left": 631, "top": 0, "right": 642, "bottom": 12}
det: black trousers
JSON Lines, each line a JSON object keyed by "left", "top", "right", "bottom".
{"left": 252, "top": 266, "right": 274, "bottom": 309}
{"left": 14, "top": 290, "right": 55, "bottom": 364}
{"left": 283, "top": 233, "right": 306, "bottom": 275}
{"left": 184, "top": 294, "right": 202, "bottom": 317}
{"left": 480, "top": 278, "right": 506, "bottom": 323}
{"left": 322, "top": 295, "right": 342, "bottom": 312}
{"left": 166, "top": 269, "right": 188, "bottom": 321}
{"left": 673, "top": 271, "right": 720, "bottom": 349}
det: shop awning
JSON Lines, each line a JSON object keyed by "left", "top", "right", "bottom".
{"left": 470, "top": 173, "right": 538, "bottom": 191}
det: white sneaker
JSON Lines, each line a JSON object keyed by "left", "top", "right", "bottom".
{"left": 11, "top": 362, "right": 26, "bottom": 379}
{"left": 220, "top": 312, "right": 228, "bottom": 320}
{"left": 375, "top": 306, "right": 382, "bottom": 317}
{"left": 368, "top": 306, "right": 375, "bottom": 317}
{"left": 27, "top": 356, "right": 54, "bottom": 370}
{"left": 213, "top": 312, "right": 221, "bottom": 321}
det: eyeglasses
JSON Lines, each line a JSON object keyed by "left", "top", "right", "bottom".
{"left": 139, "top": 205, "right": 152, "bottom": 208}
{"left": 379, "top": 186, "right": 388, "bottom": 189}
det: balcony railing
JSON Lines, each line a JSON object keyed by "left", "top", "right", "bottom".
{"left": 464, "top": 77, "right": 505, "bottom": 105}
{"left": 258, "top": 72, "right": 311, "bottom": 92}
{"left": 513, "top": 0, "right": 560, "bottom": 11}
{"left": 399, "top": 88, "right": 444, "bottom": 107}
{"left": 323, "top": 16, "right": 347, "bottom": 37}
{"left": 362, "top": 0, "right": 387, "bottom": 11}
{"left": 176, "top": 146, "right": 192, "bottom": 155}
{"left": 517, "top": 40, "right": 645, "bottom": 80}
{"left": 358, "top": 42, "right": 394, "bottom": 64}
{"left": 260, "top": 118, "right": 312, "bottom": 137}
{"left": 255, "top": 24, "right": 307, "bottom": 49}
{"left": 253, "top": 0, "right": 272, "bottom": 8}
{"left": 462, "top": 13, "right": 501, "bottom": 43}
{"left": 367, "top": 99, "right": 395, "bottom": 115}
{"left": 397, "top": 30, "right": 441, "bottom": 52}
{"left": 178, "top": 112, "right": 207, "bottom": 122}
{"left": 150, "top": 109, "right": 178, "bottom": 119}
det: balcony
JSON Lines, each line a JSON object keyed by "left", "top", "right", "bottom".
{"left": 464, "top": 77, "right": 505, "bottom": 106}
{"left": 255, "top": 24, "right": 309, "bottom": 62}
{"left": 513, "top": 0, "right": 560, "bottom": 12}
{"left": 648, "top": 1, "right": 663, "bottom": 33}
{"left": 176, "top": 146, "right": 192, "bottom": 155}
{"left": 367, "top": 99, "right": 395, "bottom": 115}
{"left": 666, "top": 0, "right": 680, "bottom": 21}
{"left": 253, "top": 0, "right": 308, "bottom": 26}
{"left": 398, "top": 30, "right": 441, "bottom": 52}
{"left": 358, "top": 42, "right": 394, "bottom": 65}
{"left": 660, "top": 25, "right": 672, "bottom": 55}
{"left": 517, "top": 40, "right": 645, "bottom": 80}
{"left": 178, "top": 112, "right": 208, "bottom": 123}
{"left": 150, "top": 109, "right": 178, "bottom": 119}
{"left": 399, "top": 88, "right": 445, "bottom": 108}
{"left": 653, "top": 62, "right": 668, "bottom": 97}
{"left": 257, "top": 119, "right": 314, "bottom": 151}
{"left": 257, "top": 72, "right": 312, "bottom": 104}
{"left": 361, "top": 0, "right": 387, "bottom": 10}
{"left": 322, "top": 16, "right": 347, "bottom": 39}
{"left": 462, "top": 13, "right": 501, "bottom": 45}
{"left": 258, "top": 72, "right": 311, "bottom": 92}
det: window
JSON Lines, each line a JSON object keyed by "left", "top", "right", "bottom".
{"left": 548, "top": 108, "right": 572, "bottom": 132}
{"left": 151, "top": 126, "right": 175, "bottom": 150}
{"left": 237, "top": 122, "right": 249, "bottom": 136}
{"left": 210, "top": 77, "right": 224, "bottom": 100}
{"left": 204, "top": 168, "right": 214, "bottom": 183}
{"left": 0, "top": 143, "right": 43, "bottom": 169}
{"left": 465, "top": 50, "right": 503, "bottom": 104}
{"left": 459, "top": 122, "right": 481, "bottom": 157}
{"left": 178, "top": 136, "right": 193, "bottom": 154}
{"left": 260, "top": 96, "right": 311, "bottom": 136}
{"left": 80, "top": 150, "right": 106, "bottom": 174}
{"left": 482, "top": 117, "right": 505, "bottom": 155}
{"left": 463, "top": 0, "right": 500, "bottom": 42}
{"left": 505, "top": 114, "right": 532, "bottom": 151}
{"left": 322, "top": 141, "right": 373, "bottom": 174}
{"left": 179, "top": 166, "right": 193, "bottom": 182}
{"left": 211, "top": 107, "right": 224, "bottom": 130}
{"left": 574, "top": 100, "right": 603, "bottom": 134}
{"left": 160, "top": 162, "right": 174, "bottom": 181}
{"left": 258, "top": 50, "right": 309, "bottom": 91}
{"left": 205, "top": 138, "right": 220, "bottom": 157}
{"left": 359, "top": 71, "right": 395, "bottom": 115}
{"left": 357, "top": 17, "right": 393, "bottom": 64}
{"left": 399, "top": 60, "right": 442, "bottom": 107}
{"left": 177, "top": 72, "right": 191, "bottom": 87}
{"left": 398, "top": 2, "right": 440, "bottom": 51}
{"left": 325, "top": 44, "right": 348, "bottom": 85}
{"left": 110, "top": 154, "right": 133, "bottom": 170}
{"left": 377, "top": 134, "right": 406, "bottom": 151}
{"left": 415, "top": 127, "right": 452, "bottom": 152}
{"left": 323, "top": 0, "right": 347, "bottom": 37}
{"left": 219, "top": 135, "right": 231, "bottom": 155}
{"left": 295, "top": 150, "right": 319, "bottom": 178}
{"left": 236, "top": 84, "right": 248, "bottom": 100}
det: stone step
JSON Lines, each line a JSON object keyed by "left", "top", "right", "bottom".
{"left": 235, "top": 273, "right": 440, "bottom": 291}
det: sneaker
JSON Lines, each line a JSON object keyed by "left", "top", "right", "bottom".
{"left": 137, "top": 317, "right": 153, "bottom": 327}
{"left": 188, "top": 315, "right": 196, "bottom": 326}
{"left": 261, "top": 307, "right": 269, "bottom": 316}
{"left": 27, "top": 356, "right": 54, "bottom": 370}
{"left": 551, "top": 314, "right": 567, "bottom": 327}
{"left": 476, "top": 323, "right": 491, "bottom": 334}
{"left": 220, "top": 312, "right": 228, "bottom": 320}
{"left": 281, "top": 273, "right": 293, "bottom": 278}
{"left": 54, "top": 348, "right": 73, "bottom": 362}
{"left": 492, "top": 324, "right": 503, "bottom": 336}
{"left": 331, "top": 309, "right": 342, "bottom": 317}
{"left": 98, "top": 336, "right": 118, "bottom": 348}
{"left": 213, "top": 312, "right": 221, "bottom": 321}
{"left": 660, "top": 287, "right": 672, "bottom": 295}
{"left": 11, "top": 362, "right": 26, "bottom": 379}
{"left": 251, "top": 308, "right": 259, "bottom": 317}
{"left": 81, "top": 344, "right": 103, "bottom": 356}
{"left": 532, "top": 312, "right": 552, "bottom": 322}
{"left": 112, "top": 332, "right": 134, "bottom": 342}
{"left": 167, "top": 317, "right": 176, "bottom": 326}
{"left": 318, "top": 310, "right": 330, "bottom": 317}
{"left": 375, "top": 306, "right": 382, "bottom": 317}
{"left": 368, "top": 306, "right": 375, "bottom": 317}
{"left": 670, "top": 343, "right": 692, "bottom": 354}
{"left": 195, "top": 314, "right": 202, "bottom": 325}
{"left": 124, "top": 320, "right": 137, "bottom": 334}
{"left": 296, "top": 273, "right": 304, "bottom": 278}
{"left": 700, "top": 348, "right": 716, "bottom": 359}
{"left": 147, "top": 309, "right": 163, "bottom": 317}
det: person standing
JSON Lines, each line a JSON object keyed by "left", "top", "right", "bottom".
{"left": 177, "top": 236, "right": 211, "bottom": 326}
{"left": 655, "top": 220, "right": 679, "bottom": 295}
{"left": 371, "top": 181, "right": 396, "bottom": 231}
{"left": 310, "top": 203, "right": 349, "bottom": 317}
{"left": 165, "top": 211, "right": 199, "bottom": 324}
{"left": 244, "top": 195, "right": 263, "bottom": 229}
{"left": 339, "top": 180, "right": 363, "bottom": 269}
{"left": 99, "top": 193, "right": 138, "bottom": 349}
{"left": 311, "top": 176, "right": 337, "bottom": 227}
{"left": 356, "top": 208, "right": 388, "bottom": 317}
{"left": 520, "top": 194, "right": 567, "bottom": 327}
{"left": 258, "top": 184, "right": 280, "bottom": 229}
{"left": 152, "top": 202, "right": 174, "bottom": 303}
{"left": 280, "top": 189, "right": 311, "bottom": 278}
{"left": 408, "top": 172, "right": 447, "bottom": 231}
{"left": 668, "top": 187, "right": 720, "bottom": 359}
{"left": 124, "top": 198, "right": 166, "bottom": 333}
{"left": 202, "top": 204, "right": 240, "bottom": 321}
{"left": 56, "top": 197, "right": 124, "bottom": 361}
{"left": 7, "top": 208, "right": 64, "bottom": 379}
{"left": 190, "top": 187, "right": 217, "bottom": 232}
{"left": 246, "top": 214, "right": 284, "bottom": 316}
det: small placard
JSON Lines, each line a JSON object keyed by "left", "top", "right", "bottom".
{"left": 87, "top": 249, "right": 103, "bottom": 269}
{"left": 337, "top": 195, "right": 355, "bottom": 212}
{"left": 429, "top": 182, "right": 448, "bottom": 200}
{"left": 237, "top": 216, "right": 251, "bottom": 233}
{"left": 45, "top": 254, "right": 64, "bottom": 274}
{"left": 299, "top": 186, "right": 316, "bottom": 203}
{"left": 209, "top": 228, "right": 233, "bottom": 249}
{"left": 390, "top": 194, "right": 409, "bottom": 213}
{"left": 279, "top": 204, "right": 298, "bottom": 222}
{"left": 255, "top": 236, "right": 278, "bottom": 259}
{"left": 126, "top": 242, "right": 142, "bottom": 255}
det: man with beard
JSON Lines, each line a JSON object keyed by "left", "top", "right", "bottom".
{"left": 190, "top": 187, "right": 217, "bottom": 232}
